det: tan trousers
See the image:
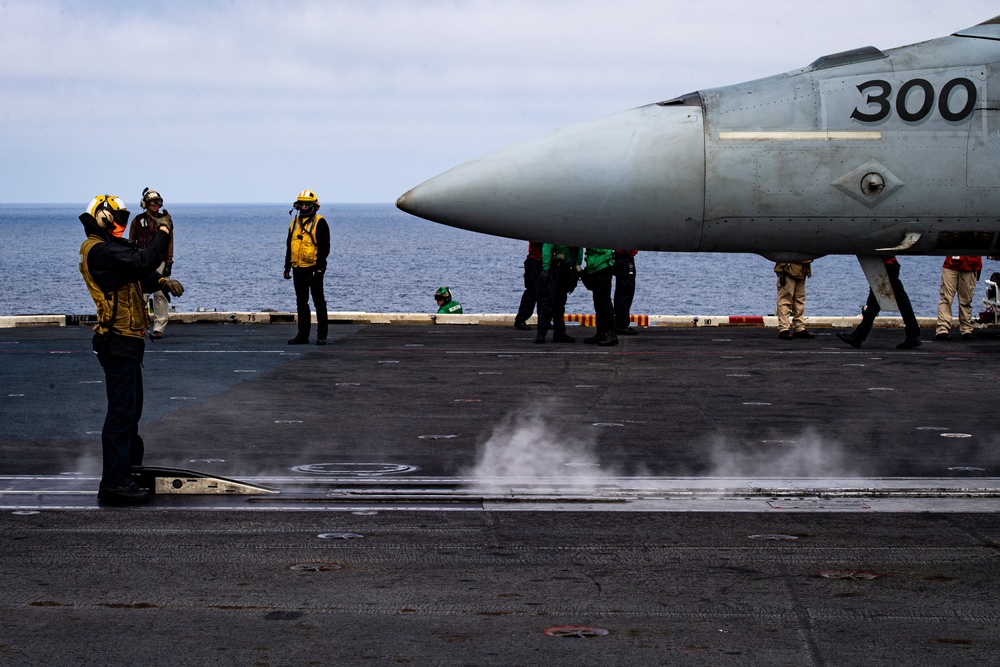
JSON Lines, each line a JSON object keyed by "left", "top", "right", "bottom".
{"left": 936, "top": 267, "right": 977, "bottom": 335}
{"left": 776, "top": 275, "right": 807, "bottom": 332}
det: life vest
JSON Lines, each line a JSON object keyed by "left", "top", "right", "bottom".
{"left": 289, "top": 215, "right": 324, "bottom": 268}
{"left": 78, "top": 237, "right": 149, "bottom": 338}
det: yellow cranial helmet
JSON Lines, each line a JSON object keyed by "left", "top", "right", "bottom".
{"left": 86, "top": 195, "right": 130, "bottom": 233}
{"left": 294, "top": 189, "right": 320, "bottom": 212}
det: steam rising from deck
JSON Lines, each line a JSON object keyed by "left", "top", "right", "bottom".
{"left": 463, "top": 404, "right": 615, "bottom": 491}
{"left": 705, "top": 428, "right": 862, "bottom": 478}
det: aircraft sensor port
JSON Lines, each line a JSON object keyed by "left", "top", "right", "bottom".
{"left": 861, "top": 172, "right": 886, "bottom": 197}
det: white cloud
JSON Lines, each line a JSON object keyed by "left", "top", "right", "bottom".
{"left": 1, "top": 0, "right": 997, "bottom": 202}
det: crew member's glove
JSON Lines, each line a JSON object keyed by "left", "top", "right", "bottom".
{"left": 157, "top": 211, "right": 173, "bottom": 233}
{"left": 159, "top": 278, "right": 184, "bottom": 297}
{"left": 163, "top": 262, "right": 172, "bottom": 277}
{"left": 283, "top": 269, "right": 291, "bottom": 280}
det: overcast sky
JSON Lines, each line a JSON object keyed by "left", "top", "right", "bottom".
{"left": 1, "top": 0, "right": 998, "bottom": 204}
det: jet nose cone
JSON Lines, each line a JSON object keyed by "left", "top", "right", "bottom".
{"left": 396, "top": 103, "right": 706, "bottom": 250}
{"left": 395, "top": 190, "right": 417, "bottom": 215}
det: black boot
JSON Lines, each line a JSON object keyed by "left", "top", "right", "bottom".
{"left": 837, "top": 332, "right": 862, "bottom": 349}
{"left": 597, "top": 333, "right": 619, "bottom": 347}
{"left": 97, "top": 482, "right": 151, "bottom": 505}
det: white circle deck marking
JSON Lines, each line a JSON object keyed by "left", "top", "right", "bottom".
{"left": 292, "top": 463, "right": 418, "bottom": 477}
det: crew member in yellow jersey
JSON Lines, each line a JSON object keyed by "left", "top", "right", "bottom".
{"left": 283, "top": 189, "right": 331, "bottom": 345}
{"left": 78, "top": 195, "right": 184, "bottom": 504}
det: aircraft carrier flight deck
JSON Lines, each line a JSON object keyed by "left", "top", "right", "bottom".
{"left": 3, "top": 318, "right": 1000, "bottom": 665}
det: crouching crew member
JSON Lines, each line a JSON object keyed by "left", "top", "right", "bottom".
{"left": 78, "top": 195, "right": 184, "bottom": 504}
{"left": 434, "top": 286, "right": 463, "bottom": 314}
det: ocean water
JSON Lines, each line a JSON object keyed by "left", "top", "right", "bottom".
{"left": 0, "top": 202, "right": 986, "bottom": 318}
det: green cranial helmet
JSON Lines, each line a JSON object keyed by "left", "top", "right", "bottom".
{"left": 434, "top": 286, "right": 452, "bottom": 301}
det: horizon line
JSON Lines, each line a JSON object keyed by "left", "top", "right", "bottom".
{"left": 0, "top": 201, "right": 394, "bottom": 206}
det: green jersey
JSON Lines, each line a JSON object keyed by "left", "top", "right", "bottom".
{"left": 437, "top": 301, "right": 463, "bottom": 314}
{"left": 541, "top": 244, "right": 581, "bottom": 270}
{"left": 584, "top": 248, "right": 615, "bottom": 273}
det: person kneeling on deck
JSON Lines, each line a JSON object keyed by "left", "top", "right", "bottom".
{"left": 284, "top": 189, "right": 330, "bottom": 345}
{"left": 434, "top": 286, "right": 463, "bottom": 314}
{"left": 78, "top": 195, "right": 184, "bottom": 504}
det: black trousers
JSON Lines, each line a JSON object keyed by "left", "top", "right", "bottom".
{"left": 589, "top": 267, "right": 615, "bottom": 337}
{"left": 515, "top": 257, "right": 543, "bottom": 324}
{"left": 613, "top": 255, "right": 636, "bottom": 329}
{"left": 853, "top": 261, "right": 920, "bottom": 341}
{"left": 97, "top": 354, "right": 145, "bottom": 489}
{"left": 537, "top": 265, "right": 574, "bottom": 336}
{"left": 292, "top": 267, "right": 328, "bottom": 340}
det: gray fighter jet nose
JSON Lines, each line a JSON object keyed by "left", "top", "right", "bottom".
{"left": 397, "top": 103, "right": 707, "bottom": 251}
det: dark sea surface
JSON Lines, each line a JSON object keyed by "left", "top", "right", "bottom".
{"left": 0, "top": 203, "right": 984, "bottom": 318}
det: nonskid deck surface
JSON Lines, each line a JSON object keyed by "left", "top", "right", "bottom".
{"left": 3, "top": 321, "right": 1000, "bottom": 507}
{"left": 4, "top": 322, "right": 1000, "bottom": 665}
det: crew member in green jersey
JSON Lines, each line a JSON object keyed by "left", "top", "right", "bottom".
{"left": 583, "top": 248, "right": 617, "bottom": 346}
{"left": 535, "top": 243, "right": 580, "bottom": 344}
{"left": 434, "top": 286, "right": 463, "bottom": 314}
